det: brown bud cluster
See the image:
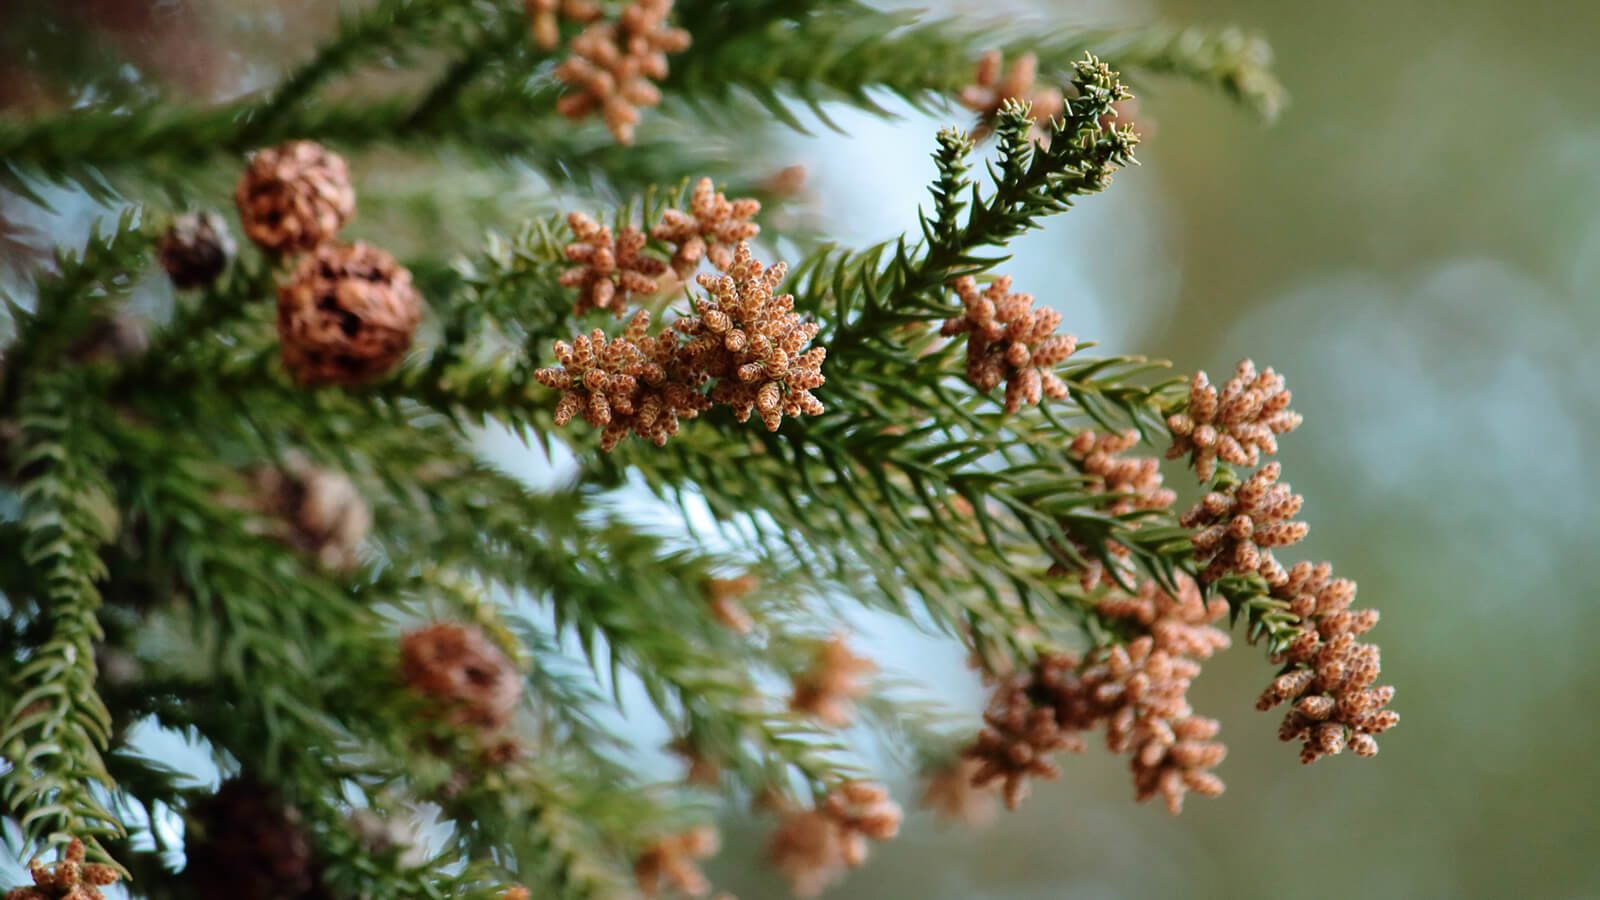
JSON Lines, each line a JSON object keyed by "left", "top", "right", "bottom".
{"left": 767, "top": 782, "right": 901, "bottom": 898}
{"left": 1167, "top": 360, "right": 1302, "bottom": 482}
{"left": 704, "top": 573, "right": 757, "bottom": 634}
{"left": 962, "top": 579, "right": 1230, "bottom": 815}
{"left": 788, "top": 634, "right": 874, "bottom": 728}
{"left": 540, "top": 242, "right": 826, "bottom": 449}
{"left": 651, "top": 177, "right": 761, "bottom": 278}
{"left": 634, "top": 826, "right": 719, "bottom": 898}
{"left": 6, "top": 838, "right": 119, "bottom": 900}
{"left": 682, "top": 243, "right": 826, "bottom": 431}
{"left": 234, "top": 140, "right": 354, "bottom": 256}
{"left": 667, "top": 734, "right": 723, "bottom": 787}
{"left": 400, "top": 622, "right": 522, "bottom": 734}
{"left": 561, "top": 211, "right": 672, "bottom": 318}
{"left": 1257, "top": 562, "right": 1397, "bottom": 763}
{"left": 1048, "top": 430, "right": 1177, "bottom": 589}
{"left": 918, "top": 757, "right": 1000, "bottom": 826}
{"left": 958, "top": 50, "right": 1064, "bottom": 142}
{"left": 1180, "top": 462, "right": 1308, "bottom": 584}
{"left": 537, "top": 309, "right": 711, "bottom": 450}
{"left": 960, "top": 675, "right": 1083, "bottom": 810}
{"left": 941, "top": 275, "right": 1076, "bottom": 414}
{"left": 524, "top": 0, "right": 601, "bottom": 49}
{"left": 554, "top": 0, "right": 691, "bottom": 144}
{"left": 1069, "top": 430, "right": 1178, "bottom": 517}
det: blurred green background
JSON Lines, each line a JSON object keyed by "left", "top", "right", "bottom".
{"left": 3, "top": 0, "right": 1595, "bottom": 897}
{"left": 720, "top": 0, "right": 1600, "bottom": 897}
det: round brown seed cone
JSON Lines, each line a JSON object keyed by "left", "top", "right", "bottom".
{"left": 277, "top": 241, "right": 422, "bottom": 386}
{"left": 184, "top": 778, "right": 330, "bottom": 900}
{"left": 157, "top": 211, "right": 235, "bottom": 289}
{"left": 234, "top": 140, "right": 354, "bottom": 255}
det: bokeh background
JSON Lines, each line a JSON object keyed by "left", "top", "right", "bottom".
{"left": 3, "top": 0, "right": 1596, "bottom": 897}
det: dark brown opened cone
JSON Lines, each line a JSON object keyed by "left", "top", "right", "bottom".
{"left": 277, "top": 242, "right": 422, "bottom": 386}
{"left": 158, "top": 211, "right": 235, "bottom": 289}
{"left": 235, "top": 140, "right": 355, "bottom": 255}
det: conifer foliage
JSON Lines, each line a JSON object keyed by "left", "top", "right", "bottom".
{"left": 0, "top": 1, "right": 1390, "bottom": 897}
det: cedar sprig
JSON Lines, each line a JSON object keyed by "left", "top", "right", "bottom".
{"left": 2, "top": 379, "right": 126, "bottom": 877}
{"left": 1164, "top": 361, "right": 1400, "bottom": 768}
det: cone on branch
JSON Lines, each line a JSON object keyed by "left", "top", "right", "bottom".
{"left": 234, "top": 140, "right": 355, "bottom": 256}
{"left": 157, "top": 210, "right": 235, "bottom": 289}
{"left": 277, "top": 241, "right": 422, "bottom": 386}
{"left": 400, "top": 621, "right": 523, "bottom": 734}
{"left": 183, "top": 778, "right": 329, "bottom": 900}
{"left": 248, "top": 452, "right": 370, "bottom": 572}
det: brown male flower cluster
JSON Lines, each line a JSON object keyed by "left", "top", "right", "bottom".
{"left": 157, "top": 210, "right": 234, "bottom": 289}
{"left": 680, "top": 242, "right": 826, "bottom": 431}
{"left": 634, "top": 825, "right": 719, "bottom": 898}
{"left": 652, "top": 177, "right": 762, "bottom": 278}
{"left": 1070, "top": 430, "right": 1178, "bottom": 517}
{"left": 5, "top": 838, "right": 119, "bottom": 900}
{"left": 962, "top": 579, "right": 1230, "bottom": 815}
{"left": 537, "top": 310, "right": 712, "bottom": 450}
{"left": 960, "top": 674, "right": 1083, "bottom": 810}
{"left": 1167, "top": 359, "right": 1302, "bottom": 482}
{"left": 788, "top": 634, "right": 874, "bottom": 728}
{"left": 918, "top": 757, "right": 1001, "bottom": 825}
{"left": 524, "top": 0, "right": 601, "bottom": 49}
{"left": 561, "top": 211, "right": 671, "bottom": 317}
{"left": 1048, "top": 430, "right": 1177, "bottom": 589}
{"left": 554, "top": 0, "right": 691, "bottom": 144}
{"left": 767, "top": 783, "right": 901, "bottom": 898}
{"left": 958, "top": 50, "right": 1064, "bottom": 141}
{"left": 941, "top": 275, "right": 1076, "bottom": 414}
{"left": 704, "top": 573, "right": 757, "bottom": 634}
{"left": 667, "top": 734, "right": 723, "bottom": 786}
{"left": 1257, "top": 562, "right": 1398, "bottom": 763}
{"left": 400, "top": 622, "right": 522, "bottom": 734}
{"left": 1053, "top": 580, "right": 1230, "bottom": 814}
{"left": 541, "top": 242, "right": 826, "bottom": 449}
{"left": 1180, "top": 462, "right": 1308, "bottom": 585}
